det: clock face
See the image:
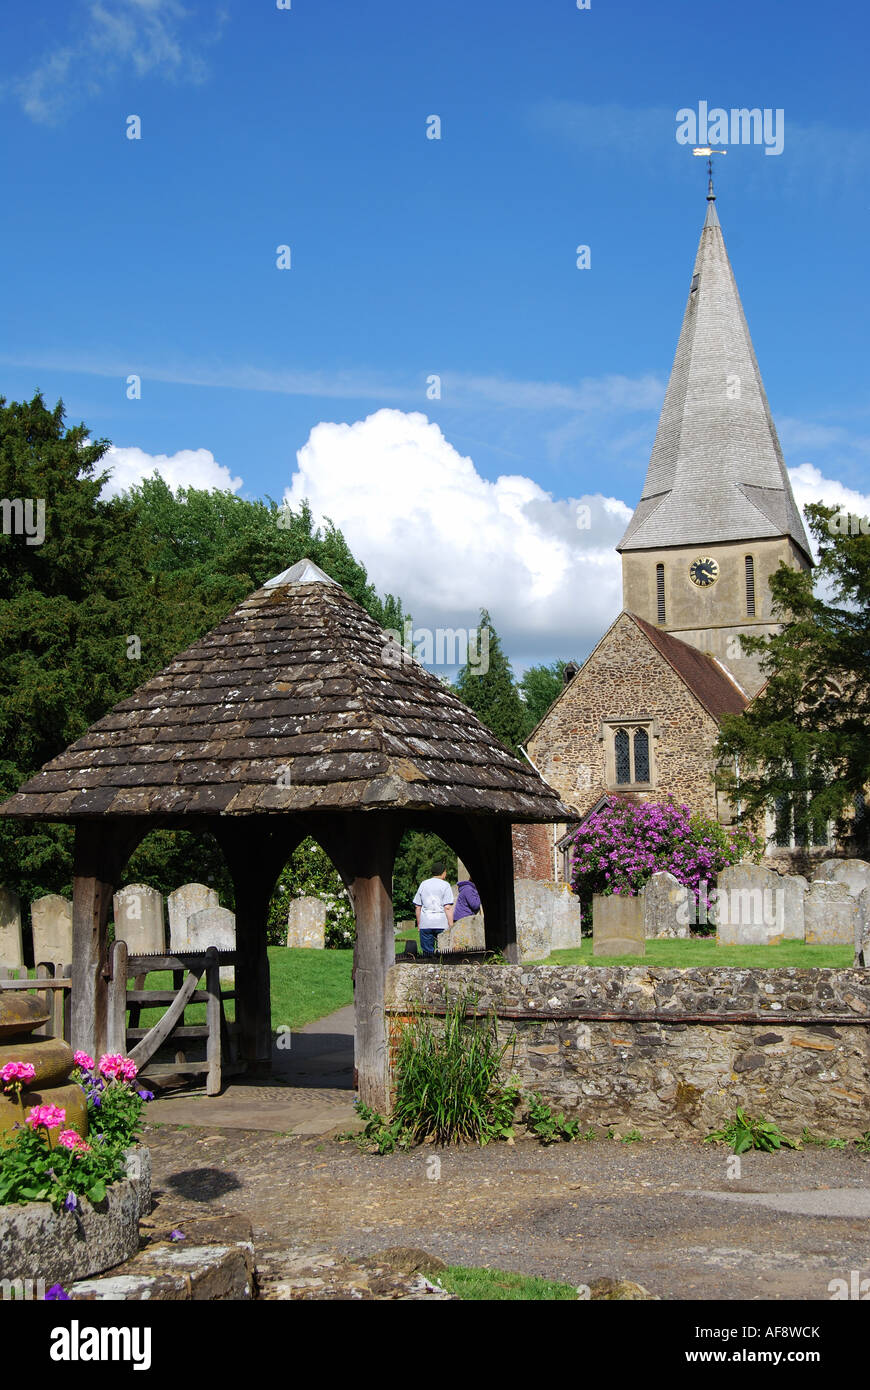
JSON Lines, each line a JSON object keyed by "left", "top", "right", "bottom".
{"left": 689, "top": 556, "right": 719, "bottom": 588}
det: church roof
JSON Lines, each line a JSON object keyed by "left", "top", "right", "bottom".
{"left": 0, "top": 561, "right": 572, "bottom": 824}
{"left": 618, "top": 197, "right": 812, "bottom": 563}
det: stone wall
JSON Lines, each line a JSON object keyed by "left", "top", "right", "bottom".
{"left": 385, "top": 964, "right": 870, "bottom": 1140}
{"left": 526, "top": 613, "right": 723, "bottom": 820}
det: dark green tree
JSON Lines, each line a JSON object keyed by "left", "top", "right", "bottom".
{"left": 715, "top": 502, "right": 870, "bottom": 852}
{"left": 453, "top": 609, "right": 528, "bottom": 757}
{"left": 519, "top": 659, "right": 571, "bottom": 735}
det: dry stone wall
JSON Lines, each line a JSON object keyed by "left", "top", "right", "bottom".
{"left": 385, "top": 964, "right": 870, "bottom": 1140}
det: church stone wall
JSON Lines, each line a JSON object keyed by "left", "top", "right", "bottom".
{"left": 527, "top": 615, "right": 720, "bottom": 819}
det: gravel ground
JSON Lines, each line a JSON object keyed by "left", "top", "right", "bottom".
{"left": 142, "top": 1121, "right": 870, "bottom": 1301}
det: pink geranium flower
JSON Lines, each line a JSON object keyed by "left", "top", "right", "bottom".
{"left": 98, "top": 1053, "right": 125, "bottom": 1079}
{"left": 57, "top": 1129, "right": 90, "bottom": 1152}
{"left": 73, "top": 1051, "right": 95, "bottom": 1070}
{"left": 26, "top": 1104, "right": 66, "bottom": 1130}
{"left": 120, "top": 1058, "right": 138, "bottom": 1081}
{"left": 0, "top": 1061, "right": 36, "bottom": 1086}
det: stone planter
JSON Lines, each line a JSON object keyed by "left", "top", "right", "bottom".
{"left": 0, "top": 1145, "right": 151, "bottom": 1284}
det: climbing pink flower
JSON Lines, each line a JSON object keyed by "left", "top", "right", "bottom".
{"left": 0, "top": 1061, "right": 36, "bottom": 1086}
{"left": 57, "top": 1129, "right": 90, "bottom": 1152}
{"left": 26, "top": 1104, "right": 66, "bottom": 1130}
{"left": 73, "top": 1051, "right": 95, "bottom": 1070}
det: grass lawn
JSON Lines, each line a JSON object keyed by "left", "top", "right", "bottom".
{"left": 431, "top": 1266, "right": 579, "bottom": 1300}
{"left": 542, "top": 939, "right": 854, "bottom": 968}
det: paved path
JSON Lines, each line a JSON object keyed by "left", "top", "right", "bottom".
{"left": 144, "top": 1006, "right": 358, "bottom": 1136}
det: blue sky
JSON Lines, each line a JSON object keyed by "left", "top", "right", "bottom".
{"left": 2, "top": 0, "right": 868, "bottom": 668}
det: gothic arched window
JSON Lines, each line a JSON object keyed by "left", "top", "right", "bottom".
{"left": 633, "top": 727, "right": 650, "bottom": 782}
{"left": 614, "top": 729, "right": 631, "bottom": 784}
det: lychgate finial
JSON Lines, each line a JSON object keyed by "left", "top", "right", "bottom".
{"left": 692, "top": 145, "right": 726, "bottom": 200}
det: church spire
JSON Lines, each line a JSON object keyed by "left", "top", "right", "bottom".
{"left": 618, "top": 193, "right": 811, "bottom": 562}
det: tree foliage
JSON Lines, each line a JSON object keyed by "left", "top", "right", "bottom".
{"left": 453, "top": 609, "right": 529, "bottom": 758}
{"left": 519, "top": 660, "right": 571, "bottom": 735}
{"left": 715, "top": 503, "right": 870, "bottom": 852}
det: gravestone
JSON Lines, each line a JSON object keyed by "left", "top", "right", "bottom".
{"left": 804, "top": 880, "right": 857, "bottom": 945}
{"left": 439, "top": 913, "right": 486, "bottom": 952}
{"left": 30, "top": 894, "right": 73, "bottom": 967}
{"left": 548, "top": 883, "right": 584, "bottom": 949}
{"left": 0, "top": 888, "right": 23, "bottom": 969}
{"left": 592, "top": 893, "right": 645, "bottom": 957}
{"left": 286, "top": 897, "right": 327, "bottom": 949}
{"left": 714, "top": 863, "right": 787, "bottom": 944}
{"left": 812, "top": 859, "right": 870, "bottom": 899}
{"left": 642, "top": 871, "right": 690, "bottom": 939}
{"left": 112, "top": 884, "right": 165, "bottom": 956}
{"left": 168, "top": 883, "right": 220, "bottom": 952}
{"left": 514, "top": 880, "right": 553, "bottom": 961}
{"left": 187, "top": 905, "right": 236, "bottom": 983}
{"left": 855, "top": 887, "right": 870, "bottom": 966}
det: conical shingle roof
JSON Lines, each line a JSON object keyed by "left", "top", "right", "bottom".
{"left": 0, "top": 564, "right": 572, "bottom": 823}
{"left": 618, "top": 197, "right": 812, "bottom": 562}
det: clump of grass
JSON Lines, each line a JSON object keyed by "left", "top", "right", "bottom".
{"left": 391, "top": 990, "right": 519, "bottom": 1146}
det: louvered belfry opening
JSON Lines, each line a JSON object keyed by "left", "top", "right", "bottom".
{"left": 0, "top": 559, "right": 571, "bottom": 1112}
{"left": 656, "top": 563, "right": 666, "bottom": 624}
{"left": 745, "top": 554, "right": 756, "bottom": 616}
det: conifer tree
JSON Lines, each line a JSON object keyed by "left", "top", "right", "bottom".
{"left": 454, "top": 609, "right": 528, "bottom": 757}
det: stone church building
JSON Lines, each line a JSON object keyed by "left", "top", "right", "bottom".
{"left": 515, "top": 185, "right": 818, "bottom": 882}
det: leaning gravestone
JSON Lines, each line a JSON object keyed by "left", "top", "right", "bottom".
{"left": 439, "top": 913, "right": 486, "bottom": 952}
{"left": 804, "top": 880, "right": 856, "bottom": 945}
{"left": 642, "top": 871, "right": 690, "bottom": 939}
{"left": 167, "top": 883, "right": 220, "bottom": 952}
{"left": 112, "top": 884, "right": 165, "bottom": 956}
{"left": 31, "top": 894, "right": 73, "bottom": 967}
{"left": 812, "top": 859, "right": 870, "bottom": 900}
{"left": 186, "top": 906, "right": 236, "bottom": 982}
{"left": 592, "top": 893, "right": 645, "bottom": 957}
{"left": 855, "top": 887, "right": 870, "bottom": 966}
{"left": 286, "top": 897, "right": 327, "bottom": 949}
{"left": 0, "top": 887, "right": 23, "bottom": 969}
{"left": 548, "top": 883, "right": 584, "bottom": 949}
{"left": 714, "top": 863, "right": 788, "bottom": 944}
{"left": 514, "top": 880, "right": 552, "bottom": 961}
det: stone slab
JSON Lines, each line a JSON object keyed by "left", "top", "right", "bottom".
{"left": 439, "top": 914, "right": 485, "bottom": 951}
{"left": 186, "top": 905, "right": 236, "bottom": 982}
{"left": 548, "top": 882, "right": 584, "bottom": 950}
{"left": 30, "top": 894, "right": 72, "bottom": 968}
{"left": 167, "top": 884, "right": 219, "bottom": 952}
{"left": 592, "top": 894, "right": 644, "bottom": 957}
{"left": 715, "top": 863, "right": 790, "bottom": 945}
{"left": 514, "top": 880, "right": 553, "bottom": 961}
{"left": 113, "top": 884, "right": 165, "bottom": 955}
{"left": 0, "top": 888, "right": 23, "bottom": 969}
{"left": 856, "top": 886, "right": 870, "bottom": 966}
{"left": 69, "top": 1242, "right": 255, "bottom": 1301}
{"left": 286, "top": 896, "right": 327, "bottom": 949}
{"left": 642, "top": 871, "right": 690, "bottom": 939}
{"left": 804, "top": 879, "right": 856, "bottom": 945}
{"left": 812, "top": 858, "right": 870, "bottom": 898}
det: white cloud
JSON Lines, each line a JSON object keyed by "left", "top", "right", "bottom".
{"left": 284, "top": 409, "right": 628, "bottom": 664}
{"left": 98, "top": 444, "right": 242, "bottom": 498}
{"left": 788, "top": 462, "right": 870, "bottom": 560}
{"left": 16, "top": 0, "right": 217, "bottom": 124}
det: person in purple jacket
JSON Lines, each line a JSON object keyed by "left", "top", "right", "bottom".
{"left": 453, "top": 878, "right": 481, "bottom": 926}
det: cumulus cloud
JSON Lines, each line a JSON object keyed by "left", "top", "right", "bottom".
{"left": 284, "top": 409, "right": 629, "bottom": 665}
{"left": 788, "top": 462, "right": 870, "bottom": 559}
{"left": 98, "top": 444, "right": 242, "bottom": 498}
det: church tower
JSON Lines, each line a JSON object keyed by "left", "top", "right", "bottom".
{"left": 617, "top": 185, "right": 812, "bottom": 697}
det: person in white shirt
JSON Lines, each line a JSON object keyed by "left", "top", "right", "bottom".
{"left": 413, "top": 862, "right": 455, "bottom": 956}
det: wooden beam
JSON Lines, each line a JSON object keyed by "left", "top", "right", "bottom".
{"left": 70, "top": 822, "right": 145, "bottom": 1059}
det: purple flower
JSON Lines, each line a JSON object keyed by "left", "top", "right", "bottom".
{"left": 170, "top": 1230, "right": 186, "bottom": 1241}
{"left": 64, "top": 1191, "right": 78, "bottom": 1213}
{"left": 138, "top": 1089, "right": 155, "bottom": 1102}
{"left": 45, "top": 1284, "right": 69, "bottom": 1300}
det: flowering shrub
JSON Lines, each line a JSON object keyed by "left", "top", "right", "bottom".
{"left": 0, "top": 1054, "right": 153, "bottom": 1209}
{"left": 570, "top": 797, "right": 761, "bottom": 932}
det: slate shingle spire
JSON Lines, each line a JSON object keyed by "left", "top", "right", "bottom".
{"left": 617, "top": 193, "right": 812, "bottom": 563}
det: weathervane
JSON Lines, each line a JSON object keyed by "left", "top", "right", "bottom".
{"left": 692, "top": 145, "right": 726, "bottom": 200}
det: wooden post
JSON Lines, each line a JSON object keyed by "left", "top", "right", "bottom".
{"left": 205, "top": 946, "right": 222, "bottom": 1096}
{"left": 325, "top": 814, "right": 402, "bottom": 1114}
{"left": 106, "top": 939, "right": 128, "bottom": 1054}
{"left": 70, "top": 820, "right": 146, "bottom": 1060}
